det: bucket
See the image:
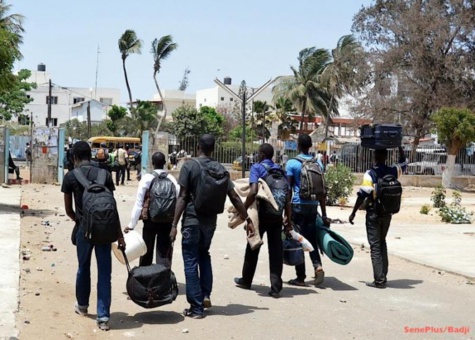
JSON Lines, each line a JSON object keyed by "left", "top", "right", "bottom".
{"left": 112, "top": 230, "right": 147, "bottom": 265}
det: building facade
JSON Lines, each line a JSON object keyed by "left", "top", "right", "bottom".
{"left": 24, "top": 64, "right": 120, "bottom": 126}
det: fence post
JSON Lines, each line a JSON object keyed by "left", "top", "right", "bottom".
{"left": 57, "top": 128, "right": 65, "bottom": 184}
{"left": 141, "top": 131, "right": 150, "bottom": 175}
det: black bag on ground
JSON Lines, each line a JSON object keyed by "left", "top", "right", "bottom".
{"left": 148, "top": 172, "right": 176, "bottom": 223}
{"left": 192, "top": 158, "right": 230, "bottom": 215}
{"left": 123, "top": 252, "right": 178, "bottom": 309}
{"left": 282, "top": 235, "right": 304, "bottom": 266}
{"left": 260, "top": 164, "right": 289, "bottom": 218}
{"left": 294, "top": 157, "right": 326, "bottom": 201}
{"left": 73, "top": 168, "right": 120, "bottom": 245}
{"left": 371, "top": 170, "right": 402, "bottom": 216}
{"left": 360, "top": 124, "right": 402, "bottom": 149}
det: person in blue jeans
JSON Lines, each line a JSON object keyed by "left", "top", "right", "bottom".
{"left": 62, "top": 141, "right": 125, "bottom": 331}
{"left": 170, "top": 134, "right": 255, "bottom": 319}
{"left": 285, "top": 134, "right": 330, "bottom": 287}
{"left": 234, "top": 143, "right": 292, "bottom": 298}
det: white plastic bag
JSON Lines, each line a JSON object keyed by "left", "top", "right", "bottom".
{"left": 289, "top": 230, "right": 314, "bottom": 252}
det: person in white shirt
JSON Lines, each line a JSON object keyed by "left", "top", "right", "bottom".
{"left": 124, "top": 152, "right": 179, "bottom": 265}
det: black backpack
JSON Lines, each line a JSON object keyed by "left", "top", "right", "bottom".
{"left": 192, "top": 158, "right": 230, "bottom": 215}
{"left": 260, "top": 163, "right": 289, "bottom": 218}
{"left": 295, "top": 157, "right": 326, "bottom": 201}
{"left": 74, "top": 168, "right": 120, "bottom": 245}
{"left": 371, "top": 169, "right": 402, "bottom": 216}
{"left": 124, "top": 253, "right": 178, "bottom": 309}
{"left": 148, "top": 172, "right": 176, "bottom": 223}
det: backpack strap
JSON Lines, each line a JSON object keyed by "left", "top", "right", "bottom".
{"left": 96, "top": 169, "right": 107, "bottom": 186}
{"left": 73, "top": 168, "right": 91, "bottom": 189}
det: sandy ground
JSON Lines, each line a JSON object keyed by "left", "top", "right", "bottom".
{"left": 15, "top": 174, "right": 475, "bottom": 339}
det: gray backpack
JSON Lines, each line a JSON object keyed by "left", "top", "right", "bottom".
{"left": 74, "top": 168, "right": 120, "bottom": 245}
{"left": 294, "top": 157, "right": 326, "bottom": 201}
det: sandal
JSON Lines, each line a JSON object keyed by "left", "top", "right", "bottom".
{"left": 287, "top": 279, "right": 306, "bottom": 287}
{"left": 314, "top": 269, "right": 325, "bottom": 286}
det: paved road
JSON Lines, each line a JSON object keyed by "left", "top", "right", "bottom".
{"left": 2, "top": 183, "right": 475, "bottom": 339}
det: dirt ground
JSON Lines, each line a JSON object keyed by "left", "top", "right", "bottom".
{"left": 15, "top": 173, "right": 475, "bottom": 339}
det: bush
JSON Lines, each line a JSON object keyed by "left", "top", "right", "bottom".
{"left": 438, "top": 191, "right": 473, "bottom": 224}
{"left": 420, "top": 204, "right": 431, "bottom": 215}
{"left": 431, "top": 185, "right": 446, "bottom": 208}
{"left": 325, "top": 164, "right": 355, "bottom": 206}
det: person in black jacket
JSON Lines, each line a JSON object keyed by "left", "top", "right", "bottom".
{"left": 8, "top": 152, "right": 22, "bottom": 180}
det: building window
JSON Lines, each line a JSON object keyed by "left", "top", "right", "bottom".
{"left": 100, "top": 97, "right": 113, "bottom": 105}
{"left": 46, "top": 96, "right": 58, "bottom": 105}
{"left": 230, "top": 98, "right": 233, "bottom": 102}
{"left": 46, "top": 118, "right": 58, "bottom": 126}
{"left": 204, "top": 98, "right": 206, "bottom": 102}
{"left": 73, "top": 97, "right": 85, "bottom": 104}
{"left": 221, "top": 97, "right": 224, "bottom": 101}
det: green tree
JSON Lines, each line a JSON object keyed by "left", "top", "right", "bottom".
{"left": 151, "top": 35, "right": 178, "bottom": 131}
{"left": 171, "top": 104, "right": 224, "bottom": 140}
{"left": 432, "top": 107, "right": 475, "bottom": 188}
{"left": 322, "top": 34, "right": 365, "bottom": 138}
{"left": 273, "top": 48, "right": 332, "bottom": 131}
{"left": 253, "top": 100, "right": 273, "bottom": 141}
{"left": 106, "top": 105, "right": 127, "bottom": 134}
{"left": 178, "top": 67, "right": 191, "bottom": 91}
{"left": 0, "top": 2, "right": 24, "bottom": 91}
{"left": 200, "top": 105, "right": 224, "bottom": 138}
{"left": 64, "top": 119, "right": 111, "bottom": 140}
{"left": 118, "top": 29, "right": 142, "bottom": 110}
{"left": 116, "top": 100, "right": 158, "bottom": 137}
{"left": 0, "top": 69, "right": 35, "bottom": 121}
{"left": 272, "top": 97, "right": 297, "bottom": 141}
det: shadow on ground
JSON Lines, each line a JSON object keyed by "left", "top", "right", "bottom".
{"left": 208, "top": 303, "right": 269, "bottom": 316}
{"left": 387, "top": 279, "right": 423, "bottom": 289}
{"left": 316, "top": 277, "right": 358, "bottom": 291}
{"left": 253, "top": 284, "right": 318, "bottom": 298}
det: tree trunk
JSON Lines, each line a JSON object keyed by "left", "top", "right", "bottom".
{"left": 122, "top": 59, "right": 133, "bottom": 112}
{"left": 325, "top": 94, "right": 334, "bottom": 139}
{"left": 442, "top": 154, "right": 456, "bottom": 188}
{"left": 299, "top": 100, "right": 306, "bottom": 132}
{"left": 154, "top": 74, "right": 167, "bottom": 134}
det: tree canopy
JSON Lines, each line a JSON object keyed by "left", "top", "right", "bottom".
{"left": 171, "top": 105, "right": 224, "bottom": 140}
{"left": 0, "top": 69, "right": 36, "bottom": 121}
{"left": 432, "top": 107, "right": 475, "bottom": 155}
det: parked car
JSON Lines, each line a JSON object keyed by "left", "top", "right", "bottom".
{"left": 232, "top": 156, "right": 251, "bottom": 171}
{"left": 407, "top": 153, "right": 475, "bottom": 176}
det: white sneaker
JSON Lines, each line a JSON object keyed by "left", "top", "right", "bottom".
{"left": 74, "top": 302, "right": 88, "bottom": 316}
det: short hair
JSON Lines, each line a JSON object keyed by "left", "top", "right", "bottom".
{"left": 374, "top": 148, "right": 388, "bottom": 159}
{"left": 199, "top": 134, "right": 215, "bottom": 153}
{"left": 73, "top": 141, "right": 91, "bottom": 161}
{"left": 298, "top": 134, "right": 312, "bottom": 150}
{"left": 259, "top": 143, "right": 274, "bottom": 159}
{"left": 118, "top": 143, "right": 123, "bottom": 148}
{"left": 152, "top": 152, "right": 166, "bottom": 168}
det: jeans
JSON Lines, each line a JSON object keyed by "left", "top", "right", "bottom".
{"left": 75, "top": 227, "right": 112, "bottom": 322}
{"left": 241, "top": 219, "right": 283, "bottom": 294}
{"left": 140, "top": 220, "right": 173, "bottom": 266}
{"left": 116, "top": 164, "right": 126, "bottom": 185}
{"left": 292, "top": 205, "right": 322, "bottom": 281}
{"left": 181, "top": 224, "right": 216, "bottom": 315}
{"left": 366, "top": 211, "right": 392, "bottom": 284}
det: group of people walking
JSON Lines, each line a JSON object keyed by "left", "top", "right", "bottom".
{"left": 61, "top": 132, "right": 407, "bottom": 330}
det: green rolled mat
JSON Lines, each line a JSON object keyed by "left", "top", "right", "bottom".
{"left": 316, "top": 215, "right": 354, "bottom": 265}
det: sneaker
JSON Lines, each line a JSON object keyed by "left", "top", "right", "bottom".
{"left": 234, "top": 277, "right": 251, "bottom": 290}
{"left": 203, "top": 297, "right": 212, "bottom": 309}
{"left": 366, "top": 281, "right": 386, "bottom": 289}
{"left": 74, "top": 302, "right": 87, "bottom": 316}
{"left": 314, "top": 269, "right": 325, "bottom": 286}
{"left": 183, "top": 308, "right": 204, "bottom": 319}
{"left": 97, "top": 321, "right": 110, "bottom": 331}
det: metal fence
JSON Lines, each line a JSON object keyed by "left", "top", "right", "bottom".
{"left": 337, "top": 143, "right": 475, "bottom": 176}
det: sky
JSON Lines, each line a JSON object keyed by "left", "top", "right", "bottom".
{"left": 13, "top": 0, "right": 373, "bottom": 105}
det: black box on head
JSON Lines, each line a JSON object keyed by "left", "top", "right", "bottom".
{"left": 360, "top": 124, "right": 402, "bottom": 149}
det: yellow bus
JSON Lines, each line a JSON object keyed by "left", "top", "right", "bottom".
{"left": 88, "top": 136, "right": 141, "bottom": 161}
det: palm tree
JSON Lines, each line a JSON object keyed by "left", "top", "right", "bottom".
{"left": 273, "top": 48, "right": 332, "bottom": 132}
{"left": 151, "top": 35, "right": 178, "bottom": 131}
{"left": 118, "top": 30, "right": 142, "bottom": 111}
{"left": 322, "top": 35, "right": 364, "bottom": 138}
{"left": 0, "top": 1, "right": 24, "bottom": 42}
{"left": 253, "top": 100, "right": 273, "bottom": 141}
{"left": 272, "top": 97, "right": 298, "bottom": 141}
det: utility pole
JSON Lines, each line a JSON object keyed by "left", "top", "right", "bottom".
{"left": 214, "top": 78, "right": 274, "bottom": 178}
{"left": 94, "top": 45, "right": 100, "bottom": 100}
{"left": 87, "top": 101, "right": 91, "bottom": 138}
{"left": 47, "top": 79, "right": 52, "bottom": 126}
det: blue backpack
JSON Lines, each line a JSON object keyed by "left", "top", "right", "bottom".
{"left": 260, "top": 164, "right": 289, "bottom": 218}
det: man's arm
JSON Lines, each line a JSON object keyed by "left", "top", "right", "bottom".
{"left": 349, "top": 194, "right": 366, "bottom": 225}
{"left": 125, "top": 176, "right": 149, "bottom": 233}
{"left": 283, "top": 186, "right": 293, "bottom": 233}
{"left": 396, "top": 146, "right": 408, "bottom": 175}
{"left": 228, "top": 189, "right": 255, "bottom": 236}
{"left": 243, "top": 183, "right": 258, "bottom": 209}
{"left": 319, "top": 195, "right": 330, "bottom": 227}
{"left": 169, "top": 185, "right": 188, "bottom": 242}
{"left": 64, "top": 193, "right": 75, "bottom": 221}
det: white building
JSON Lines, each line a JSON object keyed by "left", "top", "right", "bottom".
{"left": 152, "top": 89, "right": 196, "bottom": 120}
{"left": 195, "top": 77, "right": 274, "bottom": 111}
{"left": 71, "top": 99, "right": 109, "bottom": 123}
{"left": 24, "top": 64, "right": 120, "bottom": 126}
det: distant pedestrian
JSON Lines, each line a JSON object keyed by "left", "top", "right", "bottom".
{"left": 61, "top": 141, "right": 125, "bottom": 331}
{"left": 170, "top": 134, "right": 255, "bottom": 319}
{"left": 281, "top": 152, "right": 289, "bottom": 169}
{"left": 25, "top": 143, "right": 32, "bottom": 168}
{"left": 114, "top": 144, "right": 127, "bottom": 185}
{"left": 349, "top": 147, "right": 407, "bottom": 288}
{"left": 125, "top": 151, "right": 179, "bottom": 265}
{"left": 8, "top": 152, "right": 22, "bottom": 180}
{"left": 170, "top": 151, "right": 178, "bottom": 169}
